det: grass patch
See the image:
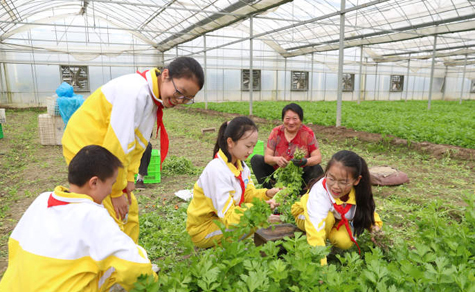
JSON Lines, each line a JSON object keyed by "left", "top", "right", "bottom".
{"left": 191, "top": 100, "right": 475, "bottom": 149}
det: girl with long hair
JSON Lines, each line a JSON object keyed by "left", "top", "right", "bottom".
{"left": 291, "top": 150, "right": 383, "bottom": 265}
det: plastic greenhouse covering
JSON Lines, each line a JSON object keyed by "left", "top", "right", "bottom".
{"left": 0, "top": 0, "right": 474, "bottom": 107}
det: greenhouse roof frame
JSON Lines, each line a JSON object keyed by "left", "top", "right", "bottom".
{"left": 0, "top": 0, "right": 473, "bottom": 66}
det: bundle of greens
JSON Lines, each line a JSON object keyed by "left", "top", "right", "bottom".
{"left": 266, "top": 148, "right": 306, "bottom": 223}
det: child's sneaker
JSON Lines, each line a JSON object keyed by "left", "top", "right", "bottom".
{"left": 135, "top": 179, "right": 146, "bottom": 190}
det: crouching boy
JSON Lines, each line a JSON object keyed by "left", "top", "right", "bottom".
{"left": 0, "top": 145, "right": 157, "bottom": 291}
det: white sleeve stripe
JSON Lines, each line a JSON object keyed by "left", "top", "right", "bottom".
{"left": 135, "top": 133, "right": 146, "bottom": 150}
{"left": 219, "top": 199, "right": 234, "bottom": 218}
{"left": 98, "top": 267, "right": 115, "bottom": 289}
{"left": 205, "top": 230, "right": 222, "bottom": 239}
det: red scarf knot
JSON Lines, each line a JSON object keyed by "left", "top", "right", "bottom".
{"left": 323, "top": 178, "right": 361, "bottom": 254}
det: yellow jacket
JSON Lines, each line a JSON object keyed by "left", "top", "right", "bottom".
{"left": 186, "top": 149, "right": 269, "bottom": 242}
{"left": 0, "top": 186, "right": 157, "bottom": 291}
{"left": 62, "top": 69, "right": 160, "bottom": 198}
{"left": 300, "top": 178, "right": 383, "bottom": 247}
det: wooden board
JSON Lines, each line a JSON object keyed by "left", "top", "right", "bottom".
{"left": 254, "top": 223, "right": 302, "bottom": 246}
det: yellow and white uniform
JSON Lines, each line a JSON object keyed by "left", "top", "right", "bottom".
{"left": 291, "top": 178, "right": 383, "bottom": 265}
{"left": 0, "top": 186, "right": 157, "bottom": 292}
{"left": 62, "top": 69, "right": 160, "bottom": 243}
{"left": 186, "top": 149, "right": 270, "bottom": 248}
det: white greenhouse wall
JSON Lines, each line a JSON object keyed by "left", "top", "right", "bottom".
{"left": 1, "top": 37, "right": 475, "bottom": 107}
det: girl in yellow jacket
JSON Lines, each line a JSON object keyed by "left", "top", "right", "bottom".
{"left": 291, "top": 150, "right": 383, "bottom": 265}
{"left": 187, "top": 116, "right": 281, "bottom": 248}
{"left": 62, "top": 57, "right": 204, "bottom": 243}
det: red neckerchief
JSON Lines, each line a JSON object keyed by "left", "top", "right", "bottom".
{"left": 215, "top": 152, "right": 245, "bottom": 206}
{"left": 47, "top": 193, "right": 69, "bottom": 208}
{"left": 137, "top": 70, "right": 168, "bottom": 169}
{"left": 322, "top": 178, "right": 361, "bottom": 254}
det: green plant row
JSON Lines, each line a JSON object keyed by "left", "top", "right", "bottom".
{"left": 190, "top": 100, "right": 475, "bottom": 149}
{"left": 133, "top": 195, "right": 475, "bottom": 291}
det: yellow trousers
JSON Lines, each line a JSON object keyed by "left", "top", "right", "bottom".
{"left": 291, "top": 202, "right": 354, "bottom": 250}
{"left": 103, "top": 193, "right": 139, "bottom": 244}
{"left": 190, "top": 220, "right": 225, "bottom": 248}
{"left": 190, "top": 220, "right": 254, "bottom": 249}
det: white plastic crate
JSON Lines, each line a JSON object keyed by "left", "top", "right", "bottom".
{"left": 0, "top": 108, "right": 6, "bottom": 124}
{"left": 38, "top": 114, "right": 64, "bottom": 145}
{"left": 46, "top": 95, "right": 60, "bottom": 116}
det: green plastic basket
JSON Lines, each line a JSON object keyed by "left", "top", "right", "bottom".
{"left": 0, "top": 124, "right": 3, "bottom": 139}
{"left": 135, "top": 149, "right": 161, "bottom": 184}
{"left": 248, "top": 140, "right": 264, "bottom": 160}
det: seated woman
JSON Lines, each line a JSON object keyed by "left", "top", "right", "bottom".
{"left": 251, "top": 103, "right": 324, "bottom": 190}
{"left": 186, "top": 116, "right": 280, "bottom": 248}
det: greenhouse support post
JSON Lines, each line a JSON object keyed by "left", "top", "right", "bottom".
{"left": 442, "top": 66, "right": 448, "bottom": 100}
{"left": 3, "top": 63, "right": 11, "bottom": 104}
{"left": 0, "top": 63, "right": 3, "bottom": 102}
{"left": 374, "top": 63, "right": 378, "bottom": 101}
{"left": 336, "top": 0, "right": 346, "bottom": 127}
{"left": 284, "top": 57, "right": 287, "bottom": 101}
{"left": 428, "top": 33, "right": 437, "bottom": 110}
{"left": 323, "top": 72, "right": 327, "bottom": 101}
{"left": 29, "top": 30, "right": 38, "bottom": 104}
{"left": 358, "top": 45, "right": 363, "bottom": 104}
{"left": 405, "top": 55, "right": 411, "bottom": 102}
{"left": 249, "top": 15, "right": 253, "bottom": 116}
{"left": 363, "top": 57, "right": 367, "bottom": 101}
{"left": 204, "top": 34, "right": 208, "bottom": 109}
{"left": 460, "top": 54, "right": 467, "bottom": 104}
{"left": 422, "top": 76, "right": 426, "bottom": 100}
{"left": 309, "top": 52, "right": 314, "bottom": 101}
{"left": 376, "top": 63, "right": 380, "bottom": 101}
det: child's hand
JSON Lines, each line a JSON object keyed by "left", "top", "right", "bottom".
{"left": 265, "top": 199, "right": 280, "bottom": 210}
{"left": 266, "top": 187, "right": 281, "bottom": 198}
{"left": 111, "top": 194, "right": 129, "bottom": 220}
{"left": 370, "top": 226, "right": 384, "bottom": 245}
{"left": 124, "top": 181, "right": 135, "bottom": 204}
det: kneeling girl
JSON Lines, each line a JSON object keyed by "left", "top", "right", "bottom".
{"left": 187, "top": 116, "right": 280, "bottom": 248}
{"left": 291, "top": 150, "right": 383, "bottom": 265}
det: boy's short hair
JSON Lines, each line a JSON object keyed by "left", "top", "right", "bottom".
{"left": 68, "top": 145, "right": 123, "bottom": 186}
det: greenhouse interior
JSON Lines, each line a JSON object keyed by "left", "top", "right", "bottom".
{"left": 0, "top": 0, "right": 475, "bottom": 111}
{"left": 2, "top": 1, "right": 475, "bottom": 290}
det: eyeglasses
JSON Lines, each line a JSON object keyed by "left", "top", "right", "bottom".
{"left": 325, "top": 175, "right": 355, "bottom": 188}
{"left": 170, "top": 78, "right": 195, "bottom": 104}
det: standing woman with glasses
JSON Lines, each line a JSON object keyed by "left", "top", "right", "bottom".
{"left": 62, "top": 57, "right": 204, "bottom": 243}
{"left": 250, "top": 103, "right": 324, "bottom": 191}
{"left": 291, "top": 150, "right": 383, "bottom": 265}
